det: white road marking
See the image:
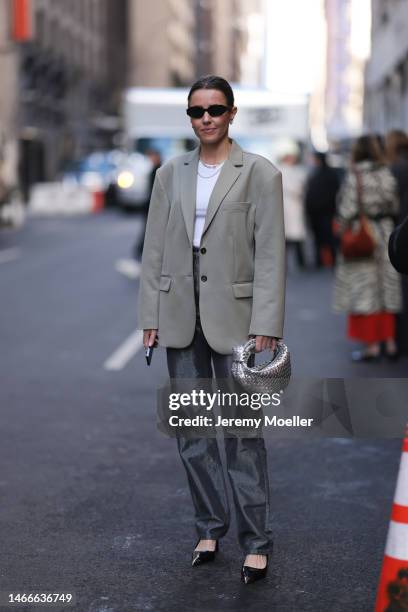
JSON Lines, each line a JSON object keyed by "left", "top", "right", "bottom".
{"left": 115, "top": 258, "right": 140, "bottom": 279}
{"left": 0, "top": 247, "right": 21, "bottom": 264}
{"left": 88, "top": 597, "right": 116, "bottom": 612}
{"left": 103, "top": 329, "right": 144, "bottom": 371}
{"left": 112, "top": 534, "right": 142, "bottom": 550}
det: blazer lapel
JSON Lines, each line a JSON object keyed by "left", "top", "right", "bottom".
{"left": 202, "top": 141, "right": 243, "bottom": 237}
{"left": 180, "top": 139, "right": 244, "bottom": 247}
{"left": 181, "top": 146, "right": 199, "bottom": 247}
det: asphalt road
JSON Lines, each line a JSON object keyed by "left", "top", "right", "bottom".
{"left": 0, "top": 211, "right": 406, "bottom": 612}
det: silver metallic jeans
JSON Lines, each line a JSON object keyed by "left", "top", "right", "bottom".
{"left": 166, "top": 246, "right": 273, "bottom": 554}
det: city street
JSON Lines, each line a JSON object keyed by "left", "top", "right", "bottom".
{"left": 0, "top": 211, "right": 406, "bottom": 611}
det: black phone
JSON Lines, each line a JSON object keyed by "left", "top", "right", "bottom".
{"left": 145, "top": 345, "right": 154, "bottom": 366}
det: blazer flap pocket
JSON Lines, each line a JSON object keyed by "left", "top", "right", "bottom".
{"left": 232, "top": 281, "right": 253, "bottom": 298}
{"left": 159, "top": 276, "right": 172, "bottom": 292}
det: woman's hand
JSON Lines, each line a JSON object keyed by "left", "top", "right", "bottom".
{"left": 251, "top": 335, "right": 278, "bottom": 353}
{"left": 143, "top": 329, "right": 158, "bottom": 349}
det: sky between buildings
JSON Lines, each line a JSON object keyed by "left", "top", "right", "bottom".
{"left": 264, "top": 0, "right": 371, "bottom": 95}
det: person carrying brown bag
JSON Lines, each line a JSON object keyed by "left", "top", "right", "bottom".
{"left": 332, "top": 135, "right": 402, "bottom": 362}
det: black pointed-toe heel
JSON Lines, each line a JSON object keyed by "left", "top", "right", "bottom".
{"left": 191, "top": 539, "right": 219, "bottom": 567}
{"left": 241, "top": 554, "right": 268, "bottom": 584}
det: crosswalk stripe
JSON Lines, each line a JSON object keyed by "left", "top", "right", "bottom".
{"left": 115, "top": 258, "right": 141, "bottom": 279}
{"left": 0, "top": 247, "right": 21, "bottom": 264}
{"left": 103, "top": 329, "right": 144, "bottom": 371}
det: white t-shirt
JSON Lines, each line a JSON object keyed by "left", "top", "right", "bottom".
{"left": 193, "top": 160, "right": 225, "bottom": 247}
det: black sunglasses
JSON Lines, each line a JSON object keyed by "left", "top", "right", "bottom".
{"left": 186, "top": 105, "right": 231, "bottom": 119}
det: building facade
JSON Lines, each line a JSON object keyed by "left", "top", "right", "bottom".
{"left": 127, "top": 0, "right": 264, "bottom": 88}
{"left": 128, "top": 0, "right": 196, "bottom": 87}
{"left": 364, "top": 0, "right": 408, "bottom": 132}
{"left": 0, "top": 0, "right": 20, "bottom": 187}
{"left": 324, "top": 0, "right": 371, "bottom": 143}
{"left": 0, "top": 0, "right": 128, "bottom": 195}
{"left": 237, "top": 0, "right": 265, "bottom": 87}
{"left": 306, "top": 0, "right": 371, "bottom": 148}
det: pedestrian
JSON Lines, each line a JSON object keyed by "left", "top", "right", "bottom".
{"left": 386, "top": 130, "right": 408, "bottom": 220}
{"left": 389, "top": 213, "right": 408, "bottom": 274}
{"left": 304, "top": 151, "right": 340, "bottom": 268}
{"left": 279, "top": 144, "right": 307, "bottom": 269}
{"left": 133, "top": 149, "right": 162, "bottom": 260}
{"left": 386, "top": 131, "right": 408, "bottom": 219}
{"left": 0, "top": 164, "right": 10, "bottom": 208}
{"left": 332, "top": 134, "right": 402, "bottom": 362}
{"left": 372, "top": 133, "right": 387, "bottom": 162}
{"left": 138, "top": 75, "right": 286, "bottom": 584}
{"left": 385, "top": 129, "right": 408, "bottom": 355}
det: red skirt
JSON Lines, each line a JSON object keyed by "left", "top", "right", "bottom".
{"left": 347, "top": 312, "right": 396, "bottom": 343}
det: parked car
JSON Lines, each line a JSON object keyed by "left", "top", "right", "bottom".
{"left": 112, "top": 152, "right": 154, "bottom": 211}
{"left": 62, "top": 150, "right": 125, "bottom": 197}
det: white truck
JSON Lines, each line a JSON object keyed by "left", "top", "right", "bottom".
{"left": 116, "top": 86, "right": 309, "bottom": 208}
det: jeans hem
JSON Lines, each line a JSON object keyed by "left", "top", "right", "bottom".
{"left": 242, "top": 549, "right": 272, "bottom": 556}
{"left": 196, "top": 530, "right": 229, "bottom": 540}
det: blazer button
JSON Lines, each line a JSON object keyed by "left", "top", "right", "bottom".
{"left": 201, "top": 275, "right": 207, "bottom": 282}
{"left": 200, "top": 247, "right": 206, "bottom": 254}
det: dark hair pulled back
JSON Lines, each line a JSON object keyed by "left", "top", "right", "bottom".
{"left": 187, "top": 75, "right": 234, "bottom": 107}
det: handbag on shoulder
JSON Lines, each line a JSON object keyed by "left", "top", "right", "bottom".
{"left": 340, "top": 168, "right": 377, "bottom": 260}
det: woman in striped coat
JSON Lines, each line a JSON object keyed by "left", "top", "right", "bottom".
{"left": 332, "top": 135, "right": 402, "bottom": 362}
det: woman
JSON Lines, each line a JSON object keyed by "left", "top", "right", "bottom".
{"left": 304, "top": 151, "right": 340, "bottom": 268}
{"left": 279, "top": 143, "right": 307, "bottom": 269}
{"left": 332, "top": 134, "right": 402, "bottom": 362}
{"left": 386, "top": 130, "right": 408, "bottom": 219}
{"left": 386, "top": 130, "right": 408, "bottom": 355}
{"left": 137, "top": 75, "right": 286, "bottom": 583}
{"left": 389, "top": 213, "right": 408, "bottom": 274}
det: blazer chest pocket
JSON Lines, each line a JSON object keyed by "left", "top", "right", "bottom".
{"left": 232, "top": 281, "right": 253, "bottom": 298}
{"left": 222, "top": 201, "right": 251, "bottom": 212}
{"left": 160, "top": 276, "right": 172, "bottom": 292}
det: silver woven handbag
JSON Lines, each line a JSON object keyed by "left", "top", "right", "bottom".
{"left": 231, "top": 338, "right": 291, "bottom": 394}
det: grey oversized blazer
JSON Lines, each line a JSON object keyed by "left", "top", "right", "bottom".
{"left": 137, "top": 138, "right": 286, "bottom": 355}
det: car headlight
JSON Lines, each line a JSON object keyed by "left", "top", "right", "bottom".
{"left": 117, "top": 171, "right": 135, "bottom": 189}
